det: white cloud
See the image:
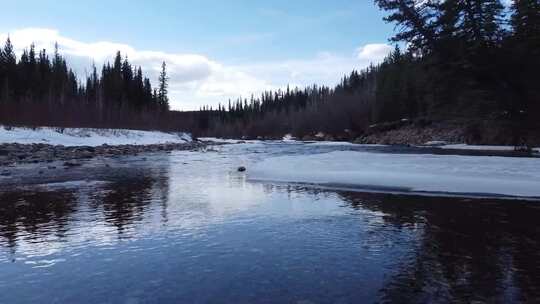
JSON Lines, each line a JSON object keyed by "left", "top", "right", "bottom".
{"left": 357, "top": 43, "right": 393, "bottom": 61}
{"left": 0, "top": 28, "right": 390, "bottom": 110}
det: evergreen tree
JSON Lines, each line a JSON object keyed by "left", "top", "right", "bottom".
{"left": 158, "top": 61, "right": 169, "bottom": 111}
{"left": 2, "top": 37, "right": 16, "bottom": 68}
{"left": 509, "top": 0, "right": 540, "bottom": 143}
{"left": 458, "top": 0, "right": 505, "bottom": 47}
{"left": 1, "top": 37, "right": 17, "bottom": 101}
{"left": 512, "top": 0, "right": 540, "bottom": 50}
{"left": 0, "top": 41, "right": 6, "bottom": 101}
{"left": 374, "top": 0, "right": 439, "bottom": 53}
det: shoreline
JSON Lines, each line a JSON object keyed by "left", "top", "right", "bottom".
{"left": 201, "top": 137, "right": 540, "bottom": 158}
{"left": 0, "top": 141, "right": 209, "bottom": 168}
{"left": 1, "top": 135, "right": 538, "bottom": 172}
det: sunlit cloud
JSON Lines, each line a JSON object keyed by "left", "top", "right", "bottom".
{"left": 357, "top": 43, "right": 393, "bottom": 61}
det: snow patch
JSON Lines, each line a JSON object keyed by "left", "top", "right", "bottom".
{"left": 306, "top": 141, "right": 388, "bottom": 147}
{"left": 315, "top": 132, "right": 325, "bottom": 139}
{"left": 198, "top": 137, "right": 263, "bottom": 144}
{"left": 441, "top": 144, "right": 539, "bottom": 152}
{"left": 0, "top": 126, "right": 191, "bottom": 147}
{"left": 282, "top": 134, "right": 296, "bottom": 141}
{"left": 415, "top": 143, "right": 540, "bottom": 153}
{"left": 199, "top": 137, "right": 243, "bottom": 144}
{"left": 423, "top": 141, "right": 448, "bottom": 147}
{"left": 307, "top": 141, "right": 355, "bottom": 146}
{"left": 249, "top": 151, "right": 540, "bottom": 199}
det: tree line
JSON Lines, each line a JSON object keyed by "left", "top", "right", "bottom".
{"left": 0, "top": 40, "right": 174, "bottom": 129}
{"left": 196, "top": 0, "right": 539, "bottom": 145}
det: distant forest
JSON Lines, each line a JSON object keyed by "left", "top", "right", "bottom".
{"left": 1, "top": 0, "right": 539, "bottom": 145}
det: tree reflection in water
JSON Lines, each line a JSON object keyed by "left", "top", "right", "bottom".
{"left": 0, "top": 166, "right": 170, "bottom": 254}
{"left": 339, "top": 192, "right": 540, "bottom": 303}
{"left": 0, "top": 190, "right": 77, "bottom": 254}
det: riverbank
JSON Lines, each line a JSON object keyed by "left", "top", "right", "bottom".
{"left": 236, "top": 119, "right": 538, "bottom": 148}
{"left": 0, "top": 141, "right": 208, "bottom": 168}
{"left": 0, "top": 125, "right": 192, "bottom": 146}
{"left": 353, "top": 119, "right": 540, "bottom": 147}
{"left": 0, "top": 125, "right": 210, "bottom": 168}
{"left": 200, "top": 137, "right": 539, "bottom": 158}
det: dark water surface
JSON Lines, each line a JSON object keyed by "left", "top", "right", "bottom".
{"left": 0, "top": 142, "right": 539, "bottom": 303}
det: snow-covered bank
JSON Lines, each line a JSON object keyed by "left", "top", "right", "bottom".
{"left": 249, "top": 151, "right": 540, "bottom": 199}
{"left": 0, "top": 126, "right": 191, "bottom": 147}
{"left": 198, "top": 137, "right": 270, "bottom": 145}
{"left": 199, "top": 137, "right": 385, "bottom": 147}
{"left": 440, "top": 144, "right": 540, "bottom": 152}
{"left": 198, "top": 138, "right": 247, "bottom": 144}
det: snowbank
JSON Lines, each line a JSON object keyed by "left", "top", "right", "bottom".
{"left": 198, "top": 137, "right": 263, "bottom": 144}
{"left": 249, "top": 151, "right": 540, "bottom": 198}
{"left": 414, "top": 143, "right": 540, "bottom": 152}
{"left": 441, "top": 144, "right": 540, "bottom": 152}
{"left": 0, "top": 126, "right": 191, "bottom": 147}
{"left": 306, "top": 141, "right": 388, "bottom": 147}
{"left": 198, "top": 137, "right": 244, "bottom": 144}
{"left": 282, "top": 134, "right": 297, "bottom": 141}
{"left": 306, "top": 141, "right": 355, "bottom": 146}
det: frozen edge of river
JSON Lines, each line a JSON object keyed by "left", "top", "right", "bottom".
{"left": 248, "top": 150, "right": 540, "bottom": 200}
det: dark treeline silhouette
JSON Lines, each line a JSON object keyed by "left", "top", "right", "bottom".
{"left": 0, "top": 40, "right": 188, "bottom": 130}
{"left": 196, "top": 0, "right": 540, "bottom": 145}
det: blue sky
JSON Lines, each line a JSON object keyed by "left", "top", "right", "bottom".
{"left": 0, "top": 0, "right": 395, "bottom": 110}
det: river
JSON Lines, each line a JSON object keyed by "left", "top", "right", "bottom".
{"left": 0, "top": 142, "right": 539, "bottom": 303}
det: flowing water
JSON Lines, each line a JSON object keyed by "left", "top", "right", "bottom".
{"left": 0, "top": 142, "right": 539, "bottom": 303}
